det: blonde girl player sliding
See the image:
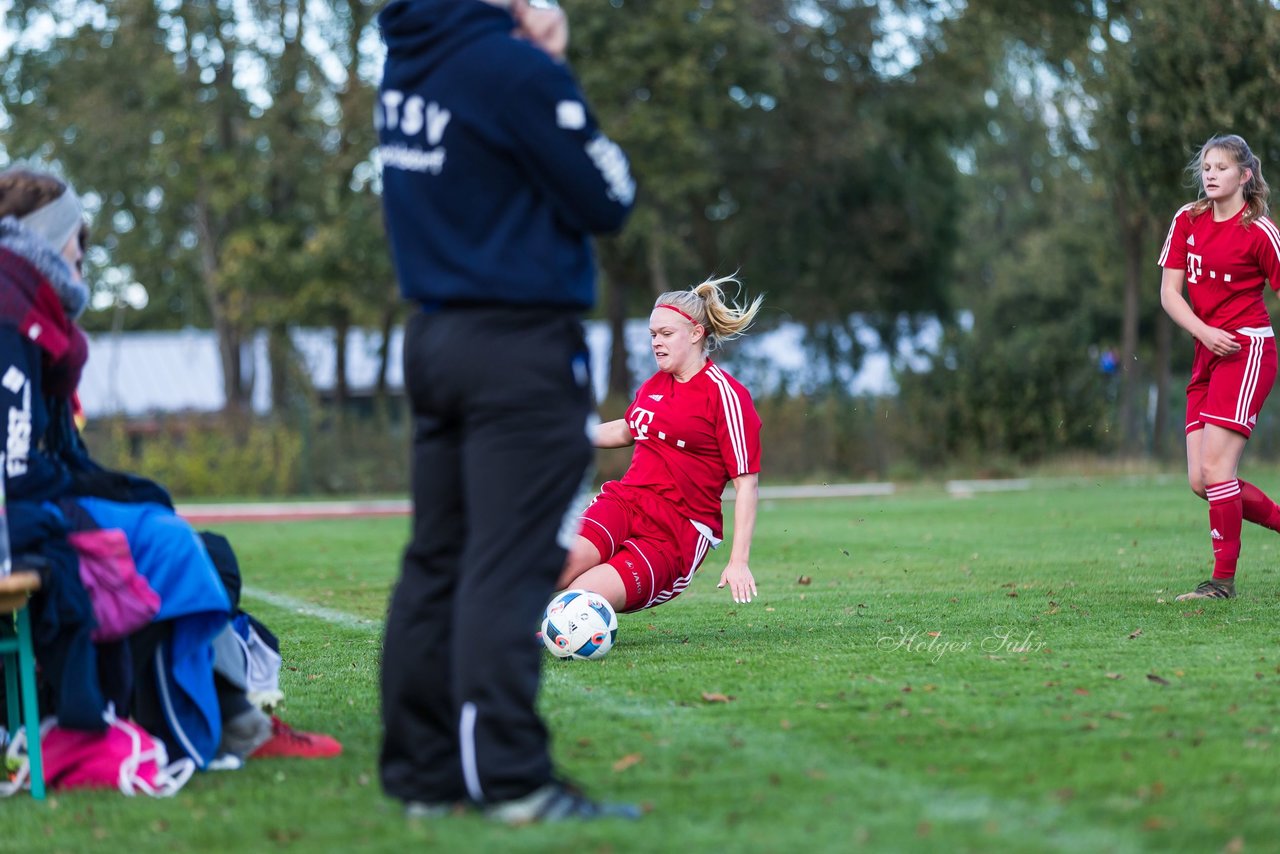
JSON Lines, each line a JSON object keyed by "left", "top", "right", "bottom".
{"left": 558, "top": 275, "right": 764, "bottom": 613}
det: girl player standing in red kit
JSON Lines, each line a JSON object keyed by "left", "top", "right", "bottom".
{"left": 558, "top": 275, "right": 764, "bottom": 613}
{"left": 1159, "top": 134, "right": 1280, "bottom": 600}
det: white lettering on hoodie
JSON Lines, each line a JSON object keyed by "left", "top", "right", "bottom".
{"left": 377, "top": 90, "right": 452, "bottom": 175}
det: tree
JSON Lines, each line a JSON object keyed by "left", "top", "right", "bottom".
{"left": 895, "top": 10, "right": 1123, "bottom": 463}
{"left": 569, "top": 0, "right": 969, "bottom": 399}
{"left": 2, "top": 0, "right": 390, "bottom": 413}
{"left": 565, "top": 0, "right": 780, "bottom": 398}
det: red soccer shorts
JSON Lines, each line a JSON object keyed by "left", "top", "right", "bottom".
{"left": 576, "top": 482, "right": 713, "bottom": 613}
{"left": 1185, "top": 328, "right": 1277, "bottom": 438}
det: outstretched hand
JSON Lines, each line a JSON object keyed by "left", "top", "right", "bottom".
{"left": 718, "top": 560, "right": 758, "bottom": 605}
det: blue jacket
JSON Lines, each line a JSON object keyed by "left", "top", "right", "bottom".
{"left": 376, "top": 0, "right": 635, "bottom": 310}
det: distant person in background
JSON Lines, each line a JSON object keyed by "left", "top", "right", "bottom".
{"left": 1158, "top": 134, "right": 1280, "bottom": 601}
{"left": 556, "top": 276, "right": 763, "bottom": 613}
{"left": 375, "top": 0, "right": 638, "bottom": 823}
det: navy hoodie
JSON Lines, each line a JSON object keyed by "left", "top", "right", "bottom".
{"left": 376, "top": 0, "right": 635, "bottom": 310}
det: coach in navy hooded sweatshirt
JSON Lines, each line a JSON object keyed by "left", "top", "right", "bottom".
{"left": 376, "top": 0, "right": 637, "bottom": 823}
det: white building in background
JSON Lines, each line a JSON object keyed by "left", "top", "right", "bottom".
{"left": 77, "top": 317, "right": 953, "bottom": 419}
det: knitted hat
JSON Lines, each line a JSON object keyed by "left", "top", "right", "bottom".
{"left": 19, "top": 183, "right": 83, "bottom": 256}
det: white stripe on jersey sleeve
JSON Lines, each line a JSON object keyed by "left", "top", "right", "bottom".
{"left": 1254, "top": 216, "right": 1280, "bottom": 268}
{"left": 1157, "top": 203, "right": 1196, "bottom": 267}
{"left": 707, "top": 365, "right": 749, "bottom": 474}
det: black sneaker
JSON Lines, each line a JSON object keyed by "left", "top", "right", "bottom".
{"left": 485, "top": 781, "right": 641, "bottom": 824}
{"left": 1174, "top": 578, "right": 1236, "bottom": 601}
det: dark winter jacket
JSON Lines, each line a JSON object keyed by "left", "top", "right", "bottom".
{"left": 376, "top": 0, "right": 635, "bottom": 311}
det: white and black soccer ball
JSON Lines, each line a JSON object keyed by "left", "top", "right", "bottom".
{"left": 541, "top": 589, "right": 618, "bottom": 660}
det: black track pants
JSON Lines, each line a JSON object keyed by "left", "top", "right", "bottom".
{"left": 380, "top": 306, "right": 593, "bottom": 805}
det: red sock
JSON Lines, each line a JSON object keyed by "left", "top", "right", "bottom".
{"left": 1238, "top": 479, "right": 1280, "bottom": 532}
{"left": 1206, "top": 479, "right": 1242, "bottom": 580}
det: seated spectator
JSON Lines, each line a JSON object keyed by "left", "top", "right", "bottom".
{"left": 0, "top": 166, "right": 337, "bottom": 770}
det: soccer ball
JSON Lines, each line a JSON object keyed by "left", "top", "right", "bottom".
{"left": 541, "top": 589, "right": 618, "bottom": 660}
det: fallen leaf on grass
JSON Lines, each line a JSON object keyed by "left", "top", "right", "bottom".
{"left": 1182, "top": 608, "right": 1205, "bottom": 617}
{"left": 701, "top": 692, "right": 735, "bottom": 703}
{"left": 612, "top": 753, "right": 643, "bottom": 773}
{"left": 1105, "top": 673, "right": 1124, "bottom": 680}
{"left": 1128, "top": 629, "right": 1143, "bottom": 639}
{"left": 1147, "top": 674, "right": 1171, "bottom": 686}
{"left": 797, "top": 576, "right": 812, "bottom": 585}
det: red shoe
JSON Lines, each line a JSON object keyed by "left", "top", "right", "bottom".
{"left": 250, "top": 716, "right": 343, "bottom": 759}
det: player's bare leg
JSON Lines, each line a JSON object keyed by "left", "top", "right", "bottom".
{"left": 1178, "top": 424, "right": 1246, "bottom": 600}
{"left": 558, "top": 564, "right": 628, "bottom": 613}
{"left": 558, "top": 535, "right": 602, "bottom": 589}
{"left": 537, "top": 538, "right": 624, "bottom": 641}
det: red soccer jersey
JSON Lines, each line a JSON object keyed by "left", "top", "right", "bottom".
{"left": 1158, "top": 203, "right": 1280, "bottom": 331}
{"left": 618, "top": 359, "right": 762, "bottom": 541}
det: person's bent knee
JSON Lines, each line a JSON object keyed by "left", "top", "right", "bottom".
{"left": 1188, "top": 477, "right": 1207, "bottom": 500}
{"left": 558, "top": 536, "right": 602, "bottom": 588}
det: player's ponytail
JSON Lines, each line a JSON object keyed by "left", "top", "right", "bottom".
{"left": 655, "top": 274, "right": 763, "bottom": 353}
{"left": 1186, "top": 134, "right": 1271, "bottom": 227}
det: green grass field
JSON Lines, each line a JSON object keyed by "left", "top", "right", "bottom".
{"left": 8, "top": 476, "right": 1280, "bottom": 853}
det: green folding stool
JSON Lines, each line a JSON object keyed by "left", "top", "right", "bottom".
{"left": 0, "top": 567, "right": 45, "bottom": 800}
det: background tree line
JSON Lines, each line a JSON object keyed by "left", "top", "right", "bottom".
{"left": 2, "top": 0, "right": 1280, "bottom": 494}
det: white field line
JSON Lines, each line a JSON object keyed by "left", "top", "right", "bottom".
{"left": 184, "top": 477, "right": 1186, "bottom": 521}
{"left": 946, "top": 478, "right": 1031, "bottom": 497}
{"left": 178, "top": 499, "right": 410, "bottom": 523}
{"left": 725, "top": 482, "right": 895, "bottom": 501}
{"left": 251, "top": 586, "right": 1140, "bottom": 851}
{"left": 240, "top": 586, "right": 381, "bottom": 631}
{"left": 183, "top": 483, "right": 898, "bottom": 521}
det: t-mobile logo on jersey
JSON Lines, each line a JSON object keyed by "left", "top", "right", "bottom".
{"left": 1187, "top": 252, "right": 1203, "bottom": 284}
{"left": 629, "top": 408, "right": 655, "bottom": 439}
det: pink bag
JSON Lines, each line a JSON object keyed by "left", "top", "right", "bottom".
{"left": 1, "top": 712, "right": 194, "bottom": 797}
{"left": 67, "top": 528, "right": 161, "bottom": 642}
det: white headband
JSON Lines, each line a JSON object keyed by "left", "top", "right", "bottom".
{"left": 19, "top": 186, "right": 83, "bottom": 256}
